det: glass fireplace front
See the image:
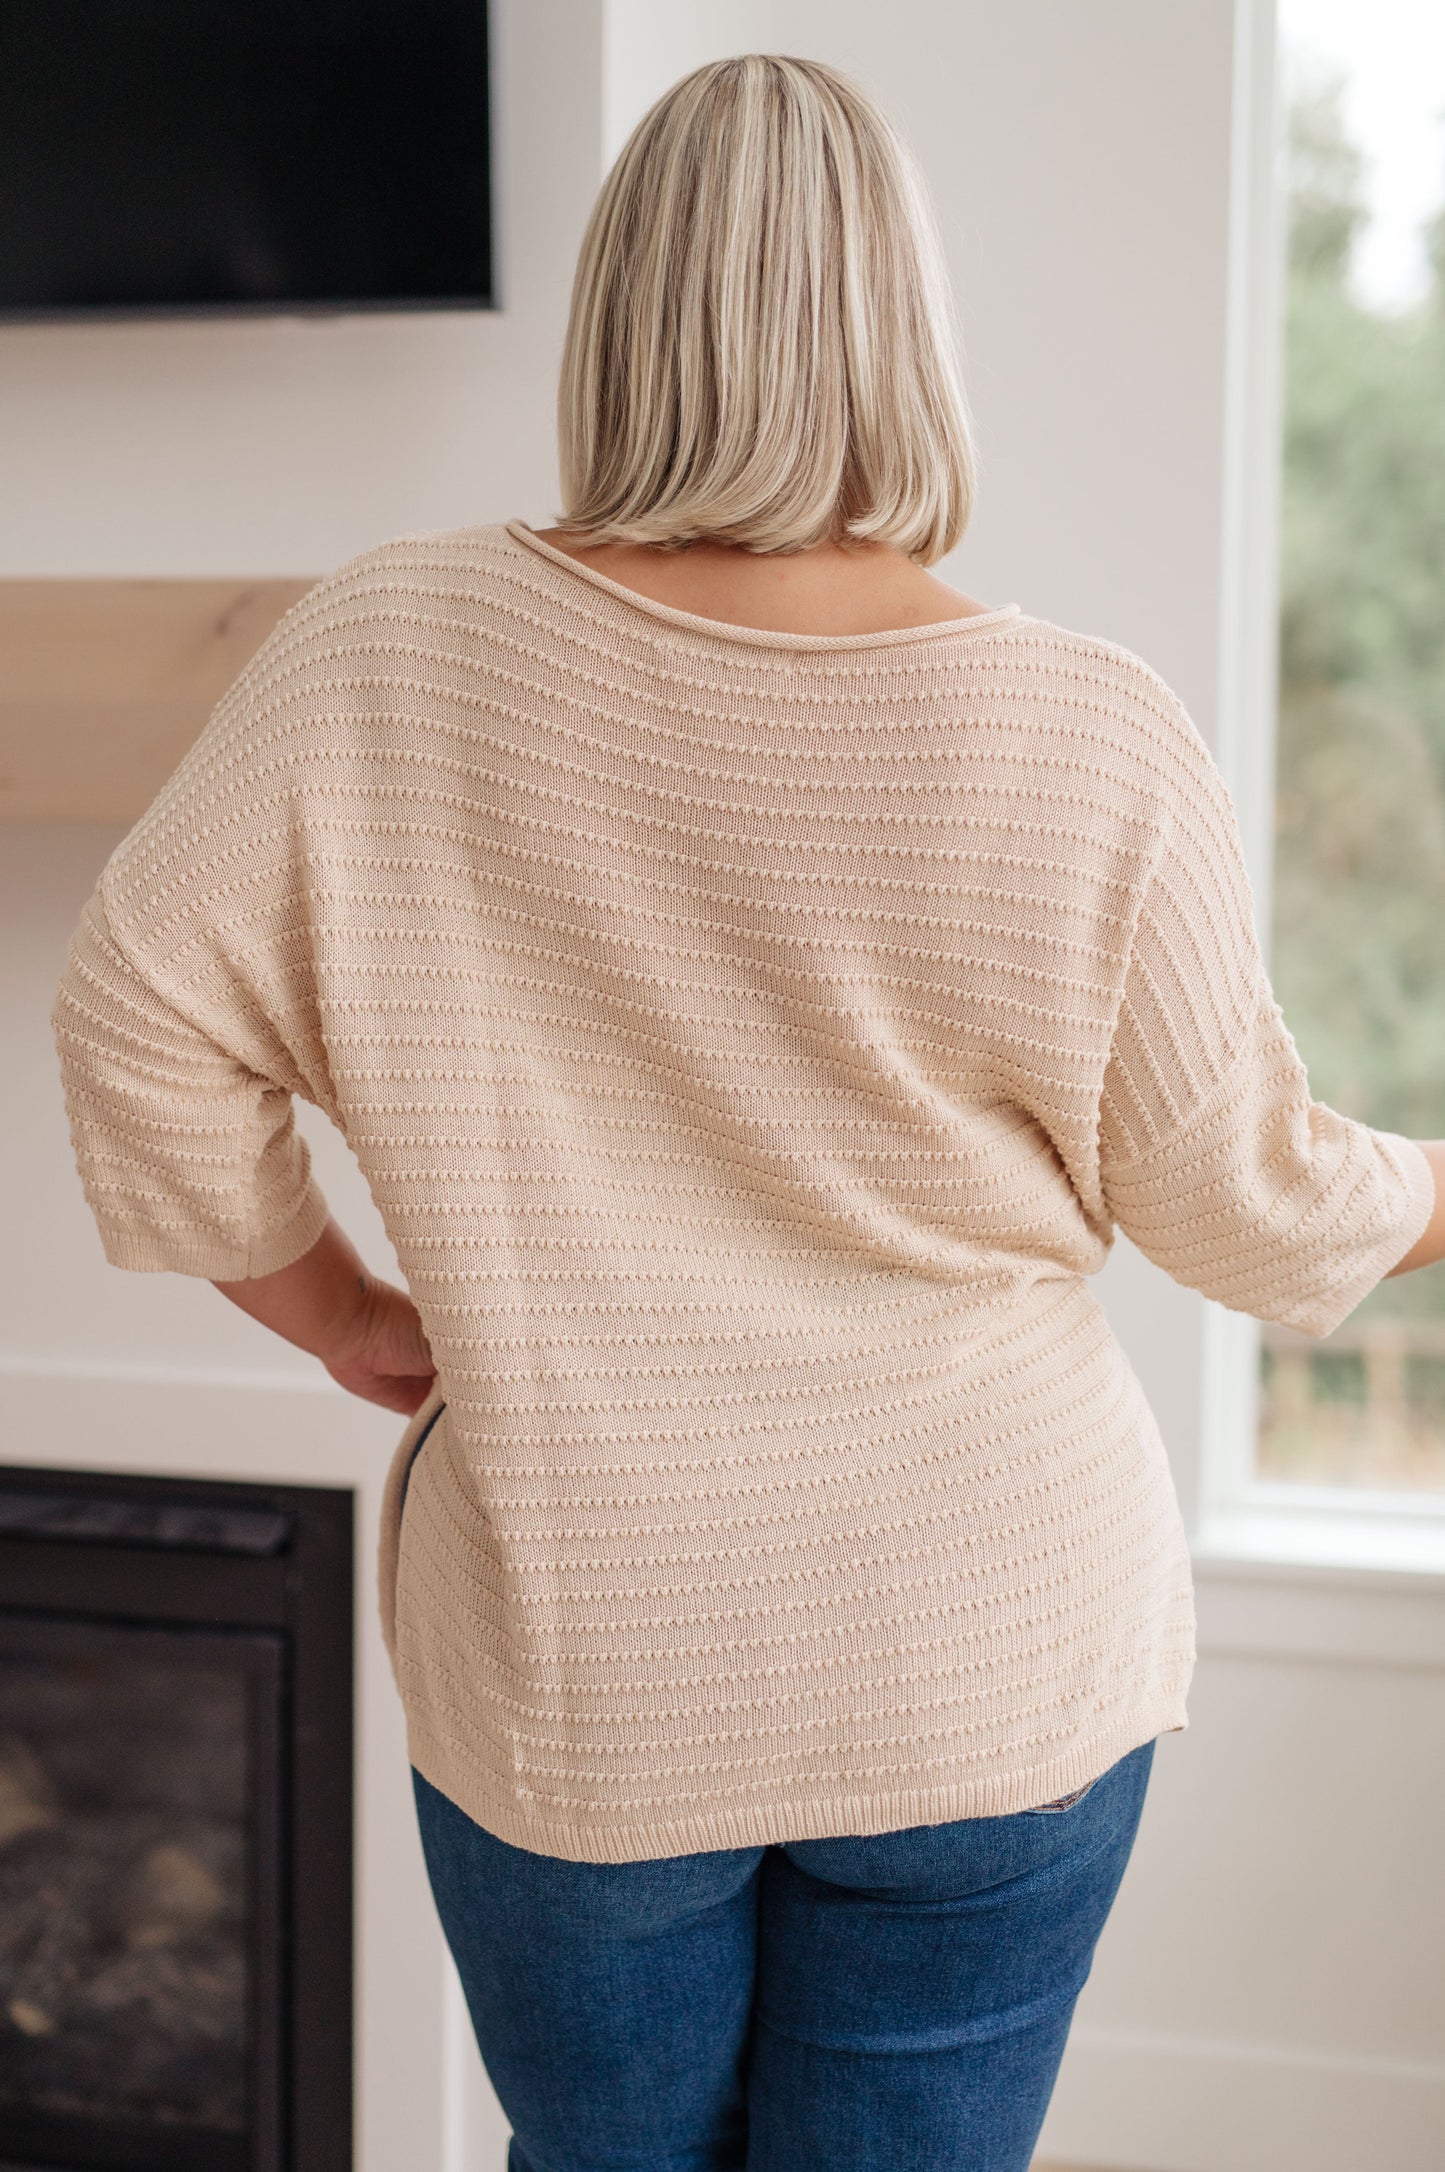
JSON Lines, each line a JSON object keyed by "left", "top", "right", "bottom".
{"left": 0, "top": 1466, "right": 352, "bottom": 2172}
{"left": 0, "top": 1617, "right": 281, "bottom": 2169}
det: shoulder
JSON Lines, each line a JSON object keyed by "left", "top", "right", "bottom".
{"left": 246, "top": 523, "right": 524, "bottom": 668}
{"left": 101, "top": 526, "right": 526, "bottom": 900}
{"left": 192, "top": 524, "right": 540, "bottom": 758}
{"left": 1004, "top": 613, "right": 1228, "bottom": 816}
{"left": 317, "top": 521, "right": 523, "bottom": 601}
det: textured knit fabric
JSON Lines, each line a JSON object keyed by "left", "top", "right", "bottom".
{"left": 52, "top": 520, "right": 1435, "bottom": 1863}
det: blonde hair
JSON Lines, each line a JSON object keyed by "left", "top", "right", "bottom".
{"left": 555, "top": 54, "right": 975, "bottom": 564}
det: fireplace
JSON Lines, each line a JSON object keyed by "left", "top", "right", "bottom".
{"left": 0, "top": 1464, "right": 352, "bottom": 2172}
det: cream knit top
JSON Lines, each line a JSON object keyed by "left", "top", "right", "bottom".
{"left": 53, "top": 520, "right": 1435, "bottom": 1863}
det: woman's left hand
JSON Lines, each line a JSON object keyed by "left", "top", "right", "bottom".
{"left": 213, "top": 1215, "right": 437, "bottom": 1414}
{"left": 324, "top": 1275, "right": 438, "bottom": 1414}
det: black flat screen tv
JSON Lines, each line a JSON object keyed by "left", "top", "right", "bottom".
{"left": 0, "top": 1, "right": 492, "bottom": 317}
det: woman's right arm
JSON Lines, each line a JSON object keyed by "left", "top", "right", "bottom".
{"left": 1095, "top": 687, "right": 1440, "bottom": 1338}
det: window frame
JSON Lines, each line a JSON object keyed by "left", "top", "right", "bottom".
{"left": 1199, "top": 0, "right": 1445, "bottom": 1574}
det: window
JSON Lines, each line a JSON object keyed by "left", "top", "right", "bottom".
{"left": 1250, "top": 0, "right": 1445, "bottom": 1499}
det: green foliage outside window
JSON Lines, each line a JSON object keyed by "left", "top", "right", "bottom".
{"left": 1258, "top": 72, "right": 1445, "bottom": 1489}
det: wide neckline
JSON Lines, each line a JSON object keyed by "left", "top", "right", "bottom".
{"left": 504, "top": 521, "right": 1022, "bottom": 653}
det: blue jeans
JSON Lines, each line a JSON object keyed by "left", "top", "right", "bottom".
{"left": 413, "top": 1735, "right": 1155, "bottom": 2172}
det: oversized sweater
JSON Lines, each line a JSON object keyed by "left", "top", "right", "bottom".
{"left": 53, "top": 519, "right": 1435, "bottom": 1862}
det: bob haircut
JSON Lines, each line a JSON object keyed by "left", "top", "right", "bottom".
{"left": 555, "top": 54, "right": 976, "bottom": 565}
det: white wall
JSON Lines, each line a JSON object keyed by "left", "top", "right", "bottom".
{"left": 5, "top": 5, "right": 1443, "bottom": 2169}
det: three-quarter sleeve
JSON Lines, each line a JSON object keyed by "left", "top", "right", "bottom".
{"left": 52, "top": 879, "right": 331, "bottom": 1281}
{"left": 1098, "top": 696, "right": 1435, "bottom": 1338}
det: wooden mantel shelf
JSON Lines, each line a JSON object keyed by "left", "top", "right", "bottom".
{"left": 1, "top": 578, "right": 316, "bottom": 823}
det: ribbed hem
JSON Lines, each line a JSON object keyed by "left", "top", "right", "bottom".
{"left": 402, "top": 1669, "right": 1194, "bottom": 1865}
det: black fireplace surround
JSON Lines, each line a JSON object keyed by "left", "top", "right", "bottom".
{"left": 0, "top": 1463, "right": 353, "bottom": 2172}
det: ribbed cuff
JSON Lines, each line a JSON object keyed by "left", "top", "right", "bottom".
{"left": 1288, "top": 1132, "right": 1439, "bottom": 1340}
{"left": 95, "top": 1171, "right": 332, "bottom": 1281}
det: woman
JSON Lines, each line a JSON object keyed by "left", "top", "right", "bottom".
{"left": 53, "top": 53, "right": 1444, "bottom": 2172}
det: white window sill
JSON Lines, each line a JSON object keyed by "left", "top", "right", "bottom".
{"left": 1190, "top": 1506, "right": 1445, "bottom": 1669}
{"left": 1194, "top": 1498, "right": 1445, "bottom": 1585}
